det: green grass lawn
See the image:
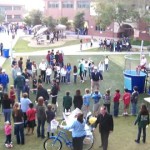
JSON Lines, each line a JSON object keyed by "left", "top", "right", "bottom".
{"left": 0, "top": 54, "right": 150, "bottom": 150}
{"left": 13, "top": 38, "right": 80, "bottom": 53}
{"left": 131, "top": 39, "right": 150, "bottom": 46}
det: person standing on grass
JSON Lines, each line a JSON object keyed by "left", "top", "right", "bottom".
{"left": 0, "top": 69, "right": 9, "bottom": 92}
{"left": 92, "top": 90, "right": 102, "bottom": 116}
{"left": 122, "top": 89, "right": 131, "bottom": 116}
{"left": 73, "top": 65, "right": 78, "bottom": 84}
{"left": 46, "top": 65, "right": 52, "bottom": 84}
{"left": 20, "top": 93, "right": 32, "bottom": 128}
{"left": 9, "top": 85, "right": 16, "bottom": 106}
{"left": 94, "top": 106, "right": 114, "bottom": 150}
{"left": 14, "top": 72, "right": 25, "bottom": 102}
{"left": 0, "top": 85, "right": 4, "bottom": 113}
{"left": 103, "top": 89, "right": 111, "bottom": 113}
{"left": 91, "top": 66, "right": 103, "bottom": 93}
{"left": 78, "top": 60, "right": 84, "bottom": 83}
{"left": 66, "top": 63, "right": 72, "bottom": 84}
{"left": 36, "top": 96, "right": 46, "bottom": 139}
{"left": 104, "top": 56, "right": 109, "bottom": 71}
{"left": 18, "top": 57, "right": 23, "bottom": 73}
{"left": 113, "top": 89, "right": 121, "bottom": 117}
{"left": 73, "top": 89, "right": 83, "bottom": 110}
{"left": 82, "top": 88, "right": 91, "bottom": 118}
{"left": 63, "top": 91, "right": 72, "bottom": 112}
{"left": 134, "top": 104, "right": 149, "bottom": 144}
{"left": 39, "top": 59, "right": 47, "bottom": 82}
{"left": 46, "top": 104, "right": 55, "bottom": 138}
{"left": 131, "top": 86, "right": 139, "bottom": 116}
{"left": 26, "top": 103, "right": 37, "bottom": 135}
{"left": 80, "top": 39, "right": 83, "bottom": 51}
{"left": 12, "top": 102, "right": 25, "bottom": 145}
{"left": 60, "top": 113, "right": 86, "bottom": 150}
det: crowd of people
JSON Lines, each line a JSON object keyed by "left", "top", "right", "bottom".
{"left": 0, "top": 48, "right": 149, "bottom": 150}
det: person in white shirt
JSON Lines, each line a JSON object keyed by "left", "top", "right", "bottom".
{"left": 136, "top": 55, "right": 147, "bottom": 75}
{"left": 46, "top": 66, "right": 52, "bottom": 84}
{"left": 98, "top": 61, "right": 104, "bottom": 73}
{"left": 60, "top": 66, "right": 67, "bottom": 83}
{"left": 39, "top": 59, "right": 47, "bottom": 82}
{"left": 104, "top": 56, "right": 109, "bottom": 71}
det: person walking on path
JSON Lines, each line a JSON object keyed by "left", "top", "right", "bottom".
{"left": 134, "top": 104, "right": 149, "bottom": 144}
{"left": 94, "top": 106, "right": 114, "bottom": 150}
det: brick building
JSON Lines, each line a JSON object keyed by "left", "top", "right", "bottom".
{"left": 0, "top": 3, "right": 25, "bottom": 22}
{"left": 43, "top": 0, "right": 150, "bottom": 40}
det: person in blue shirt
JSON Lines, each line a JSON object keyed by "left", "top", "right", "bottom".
{"left": 66, "top": 63, "right": 72, "bottom": 83}
{"left": 0, "top": 69, "right": 9, "bottom": 92}
{"left": 61, "top": 113, "right": 86, "bottom": 150}
{"left": 92, "top": 90, "right": 102, "bottom": 116}
{"left": 82, "top": 88, "right": 91, "bottom": 118}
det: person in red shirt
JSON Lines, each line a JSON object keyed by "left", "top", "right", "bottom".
{"left": 122, "top": 89, "right": 131, "bottom": 116}
{"left": 113, "top": 89, "right": 121, "bottom": 117}
{"left": 26, "top": 103, "right": 36, "bottom": 135}
{"left": 9, "top": 85, "right": 16, "bottom": 106}
{"left": 46, "top": 51, "right": 51, "bottom": 65}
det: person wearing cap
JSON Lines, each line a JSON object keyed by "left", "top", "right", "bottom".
{"left": 91, "top": 66, "right": 103, "bottom": 93}
{"left": 94, "top": 106, "right": 114, "bottom": 150}
{"left": 14, "top": 72, "right": 25, "bottom": 102}
{"left": 0, "top": 69, "right": 9, "bottom": 92}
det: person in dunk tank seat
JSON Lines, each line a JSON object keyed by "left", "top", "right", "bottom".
{"left": 136, "top": 55, "right": 147, "bottom": 75}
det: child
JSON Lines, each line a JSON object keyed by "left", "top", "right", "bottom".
{"left": 26, "top": 103, "right": 36, "bottom": 135}
{"left": 60, "top": 66, "right": 67, "bottom": 83}
{"left": 122, "top": 89, "right": 131, "bottom": 116}
{"left": 104, "top": 56, "right": 109, "bottom": 71}
{"left": 46, "top": 104, "right": 55, "bottom": 137}
{"left": 82, "top": 88, "right": 91, "bottom": 118}
{"left": 92, "top": 90, "right": 102, "bottom": 116}
{"left": 73, "top": 65, "right": 78, "bottom": 83}
{"left": 46, "top": 66, "right": 52, "bottom": 84}
{"left": 38, "top": 75, "right": 42, "bottom": 84}
{"left": 9, "top": 85, "right": 16, "bottom": 106}
{"left": 63, "top": 91, "right": 72, "bottom": 112}
{"left": 4, "top": 121, "right": 13, "bottom": 148}
{"left": 103, "top": 89, "right": 111, "bottom": 113}
{"left": 32, "top": 76, "right": 37, "bottom": 95}
{"left": 113, "top": 89, "right": 121, "bottom": 117}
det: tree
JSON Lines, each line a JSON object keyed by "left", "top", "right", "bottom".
{"left": 74, "top": 12, "right": 85, "bottom": 31}
{"left": 24, "top": 10, "right": 43, "bottom": 26}
{"left": 0, "top": 14, "right": 5, "bottom": 23}
{"left": 43, "top": 16, "right": 57, "bottom": 31}
{"left": 94, "top": 0, "right": 140, "bottom": 29}
{"left": 24, "top": 16, "right": 32, "bottom": 26}
{"left": 59, "top": 17, "right": 70, "bottom": 29}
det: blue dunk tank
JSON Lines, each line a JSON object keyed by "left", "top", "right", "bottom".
{"left": 123, "top": 55, "right": 147, "bottom": 93}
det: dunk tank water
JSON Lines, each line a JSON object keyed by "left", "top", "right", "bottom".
{"left": 124, "top": 70, "right": 146, "bottom": 93}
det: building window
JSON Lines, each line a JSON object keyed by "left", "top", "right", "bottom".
{"left": 77, "top": 1, "right": 90, "bottom": 9}
{"left": 62, "top": 1, "right": 73, "bottom": 8}
{"left": 0, "top": 6, "right": 5, "bottom": 11}
{"left": 48, "top": 2, "right": 59, "bottom": 8}
{"left": 7, "top": 15, "right": 12, "bottom": 19}
{"left": 5, "top": 6, "right": 12, "bottom": 10}
{"left": 14, "top": 15, "right": 21, "bottom": 19}
{"left": 13, "top": 6, "right": 21, "bottom": 10}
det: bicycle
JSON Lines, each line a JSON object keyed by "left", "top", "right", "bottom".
{"left": 43, "top": 123, "right": 94, "bottom": 150}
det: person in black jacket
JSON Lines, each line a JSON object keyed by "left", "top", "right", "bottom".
{"left": 91, "top": 66, "right": 103, "bottom": 93}
{"left": 50, "top": 79, "right": 59, "bottom": 112}
{"left": 36, "top": 83, "right": 49, "bottom": 105}
{"left": 95, "top": 106, "right": 114, "bottom": 150}
{"left": 73, "top": 89, "right": 83, "bottom": 110}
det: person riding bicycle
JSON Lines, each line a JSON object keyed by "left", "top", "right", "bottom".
{"left": 60, "top": 113, "right": 86, "bottom": 150}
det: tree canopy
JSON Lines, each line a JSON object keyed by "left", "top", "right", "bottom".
{"left": 74, "top": 12, "right": 85, "bottom": 30}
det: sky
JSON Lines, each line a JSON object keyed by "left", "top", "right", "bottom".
{"left": 0, "top": 0, "right": 44, "bottom": 10}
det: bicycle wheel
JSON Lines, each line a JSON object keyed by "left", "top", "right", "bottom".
{"left": 43, "top": 137, "right": 62, "bottom": 150}
{"left": 83, "top": 134, "right": 94, "bottom": 150}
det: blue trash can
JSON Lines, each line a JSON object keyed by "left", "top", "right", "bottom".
{"left": 3, "top": 49, "right": 9, "bottom": 58}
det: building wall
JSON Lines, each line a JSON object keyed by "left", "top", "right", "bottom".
{"left": 0, "top": 4, "right": 25, "bottom": 22}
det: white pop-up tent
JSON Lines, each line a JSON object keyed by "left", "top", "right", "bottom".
{"left": 55, "top": 24, "right": 67, "bottom": 30}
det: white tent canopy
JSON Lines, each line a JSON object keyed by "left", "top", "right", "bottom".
{"left": 36, "top": 27, "right": 48, "bottom": 36}
{"left": 55, "top": 24, "right": 66, "bottom": 30}
{"left": 32, "top": 24, "right": 42, "bottom": 31}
